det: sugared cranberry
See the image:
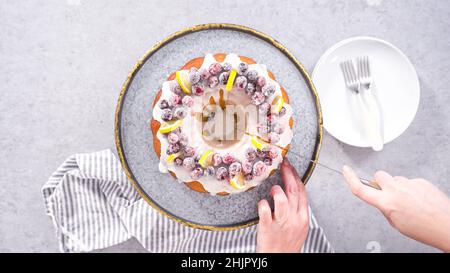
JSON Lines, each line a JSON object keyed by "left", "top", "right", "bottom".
{"left": 268, "top": 146, "right": 279, "bottom": 159}
{"left": 218, "top": 72, "right": 229, "bottom": 85}
{"left": 190, "top": 167, "right": 204, "bottom": 179}
{"left": 242, "top": 160, "right": 253, "bottom": 174}
{"left": 212, "top": 153, "right": 222, "bottom": 166}
{"left": 216, "top": 167, "right": 229, "bottom": 181}
{"left": 256, "top": 76, "right": 266, "bottom": 87}
{"left": 262, "top": 84, "right": 276, "bottom": 96}
{"left": 253, "top": 161, "right": 267, "bottom": 176}
{"left": 222, "top": 62, "right": 232, "bottom": 71}
{"left": 278, "top": 106, "right": 287, "bottom": 117}
{"left": 205, "top": 166, "right": 215, "bottom": 177}
{"left": 182, "top": 95, "right": 194, "bottom": 107}
{"left": 222, "top": 153, "right": 234, "bottom": 165}
{"left": 235, "top": 76, "right": 247, "bottom": 89}
{"left": 244, "top": 173, "right": 254, "bottom": 181}
{"left": 167, "top": 143, "right": 180, "bottom": 155}
{"left": 229, "top": 162, "right": 242, "bottom": 176}
{"left": 183, "top": 157, "right": 196, "bottom": 170}
{"left": 170, "top": 82, "right": 182, "bottom": 94}
{"left": 167, "top": 133, "right": 179, "bottom": 144}
{"left": 159, "top": 99, "right": 170, "bottom": 109}
{"left": 184, "top": 146, "right": 195, "bottom": 157}
{"left": 245, "top": 82, "right": 256, "bottom": 95}
{"left": 251, "top": 91, "right": 265, "bottom": 105}
{"left": 188, "top": 68, "right": 200, "bottom": 84}
{"left": 174, "top": 157, "right": 183, "bottom": 166}
{"left": 161, "top": 109, "right": 173, "bottom": 121}
{"left": 245, "top": 147, "right": 257, "bottom": 162}
{"left": 199, "top": 68, "right": 210, "bottom": 81}
{"left": 192, "top": 83, "right": 204, "bottom": 96}
{"left": 171, "top": 94, "right": 181, "bottom": 105}
{"left": 208, "top": 76, "right": 219, "bottom": 88}
{"left": 173, "top": 106, "right": 187, "bottom": 119}
{"left": 238, "top": 62, "right": 248, "bottom": 75}
{"left": 246, "top": 70, "right": 258, "bottom": 82}
{"left": 263, "top": 158, "right": 273, "bottom": 166}
{"left": 256, "top": 149, "right": 267, "bottom": 158}
{"left": 208, "top": 63, "right": 222, "bottom": 75}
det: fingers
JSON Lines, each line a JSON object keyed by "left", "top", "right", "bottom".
{"left": 281, "top": 160, "right": 299, "bottom": 209}
{"left": 270, "top": 185, "right": 289, "bottom": 223}
{"left": 374, "top": 171, "right": 395, "bottom": 188}
{"left": 258, "top": 199, "right": 272, "bottom": 226}
{"left": 282, "top": 159, "right": 308, "bottom": 214}
{"left": 296, "top": 177, "right": 308, "bottom": 215}
{"left": 343, "top": 165, "right": 382, "bottom": 207}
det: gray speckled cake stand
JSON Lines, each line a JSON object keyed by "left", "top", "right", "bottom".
{"left": 115, "top": 24, "right": 322, "bottom": 230}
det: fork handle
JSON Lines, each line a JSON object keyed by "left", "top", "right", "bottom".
{"left": 359, "top": 86, "right": 384, "bottom": 151}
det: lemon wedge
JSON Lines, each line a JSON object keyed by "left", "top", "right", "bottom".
{"left": 229, "top": 174, "right": 245, "bottom": 190}
{"left": 166, "top": 152, "right": 181, "bottom": 163}
{"left": 271, "top": 95, "right": 284, "bottom": 113}
{"left": 251, "top": 136, "right": 267, "bottom": 150}
{"left": 158, "top": 119, "right": 183, "bottom": 134}
{"left": 198, "top": 149, "right": 213, "bottom": 168}
{"left": 225, "top": 69, "right": 237, "bottom": 92}
{"left": 176, "top": 70, "right": 191, "bottom": 94}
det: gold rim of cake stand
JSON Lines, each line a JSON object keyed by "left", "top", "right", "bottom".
{"left": 114, "top": 23, "right": 323, "bottom": 231}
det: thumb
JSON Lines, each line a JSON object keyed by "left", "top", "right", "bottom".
{"left": 343, "top": 165, "right": 382, "bottom": 207}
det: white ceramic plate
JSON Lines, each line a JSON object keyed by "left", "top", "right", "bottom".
{"left": 312, "top": 36, "right": 420, "bottom": 147}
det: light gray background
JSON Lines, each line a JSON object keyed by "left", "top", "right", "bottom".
{"left": 0, "top": 0, "right": 448, "bottom": 253}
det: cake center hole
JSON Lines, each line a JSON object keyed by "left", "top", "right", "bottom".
{"left": 201, "top": 100, "right": 247, "bottom": 149}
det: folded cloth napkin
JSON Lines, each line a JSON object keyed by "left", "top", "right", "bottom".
{"left": 42, "top": 149, "right": 333, "bottom": 253}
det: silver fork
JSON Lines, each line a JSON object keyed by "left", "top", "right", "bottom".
{"left": 340, "top": 60, "right": 360, "bottom": 93}
{"left": 357, "top": 56, "right": 384, "bottom": 151}
{"left": 340, "top": 58, "right": 383, "bottom": 152}
{"left": 358, "top": 56, "right": 371, "bottom": 91}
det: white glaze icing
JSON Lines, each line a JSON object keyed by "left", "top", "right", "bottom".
{"left": 152, "top": 53, "right": 293, "bottom": 195}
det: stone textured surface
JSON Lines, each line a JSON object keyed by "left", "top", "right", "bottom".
{"left": 0, "top": 0, "right": 449, "bottom": 252}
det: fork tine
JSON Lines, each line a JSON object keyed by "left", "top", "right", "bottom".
{"left": 339, "top": 62, "right": 347, "bottom": 83}
{"left": 346, "top": 61, "right": 354, "bottom": 84}
{"left": 365, "top": 56, "right": 371, "bottom": 77}
{"left": 348, "top": 60, "right": 357, "bottom": 83}
{"left": 360, "top": 57, "right": 365, "bottom": 78}
{"left": 357, "top": 56, "right": 363, "bottom": 78}
{"left": 340, "top": 61, "right": 350, "bottom": 85}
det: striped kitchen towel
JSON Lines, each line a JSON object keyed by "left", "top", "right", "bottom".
{"left": 42, "top": 149, "right": 333, "bottom": 253}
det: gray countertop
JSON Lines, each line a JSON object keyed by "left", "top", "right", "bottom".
{"left": 0, "top": 0, "right": 449, "bottom": 252}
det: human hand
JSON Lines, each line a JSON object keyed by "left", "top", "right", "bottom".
{"left": 343, "top": 166, "right": 450, "bottom": 252}
{"left": 256, "top": 159, "right": 309, "bottom": 253}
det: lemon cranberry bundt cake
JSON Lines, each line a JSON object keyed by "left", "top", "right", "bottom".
{"left": 151, "top": 53, "right": 294, "bottom": 195}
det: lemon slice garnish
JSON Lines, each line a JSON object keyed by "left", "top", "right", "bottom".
{"left": 225, "top": 69, "right": 237, "bottom": 92}
{"left": 272, "top": 95, "right": 284, "bottom": 113}
{"left": 166, "top": 152, "right": 181, "bottom": 163}
{"left": 176, "top": 70, "right": 191, "bottom": 94}
{"left": 251, "top": 136, "right": 267, "bottom": 150}
{"left": 158, "top": 119, "right": 183, "bottom": 134}
{"left": 198, "top": 149, "right": 213, "bottom": 168}
{"left": 229, "top": 174, "right": 245, "bottom": 190}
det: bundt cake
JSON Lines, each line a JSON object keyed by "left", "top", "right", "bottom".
{"left": 151, "top": 53, "right": 293, "bottom": 195}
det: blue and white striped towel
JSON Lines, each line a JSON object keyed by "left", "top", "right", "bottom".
{"left": 42, "top": 149, "right": 333, "bottom": 253}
